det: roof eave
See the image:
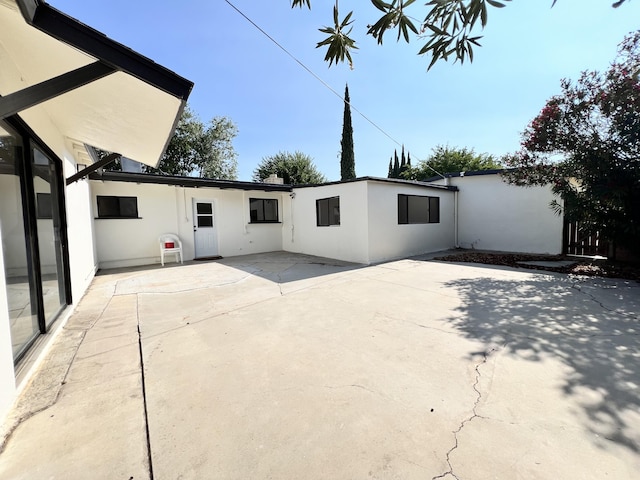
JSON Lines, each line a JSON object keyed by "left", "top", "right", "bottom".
{"left": 17, "top": 0, "right": 193, "bottom": 100}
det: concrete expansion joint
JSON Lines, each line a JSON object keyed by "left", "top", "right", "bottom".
{"left": 431, "top": 346, "right": 499, "bottom": 480}
{"left": 135, "top": 294, "right": 154, "bottom": 480}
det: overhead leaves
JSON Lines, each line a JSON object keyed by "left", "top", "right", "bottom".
{"left": 316, "top": 3, "right": 359, "bottom": 68}
{"left": 291, "top": 0, "right": 630, "bottom": 69}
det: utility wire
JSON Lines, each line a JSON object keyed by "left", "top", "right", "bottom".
{"left": 222, "top": 0, "right": 445, "bottom": 179}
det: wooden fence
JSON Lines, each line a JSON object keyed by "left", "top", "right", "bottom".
{"left": 563, "top": 220, "right": 608, "bottom": 256}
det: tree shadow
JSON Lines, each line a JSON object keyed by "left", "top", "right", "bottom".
{"left": 440, "top": 265, "right": 640, "bottom": 453}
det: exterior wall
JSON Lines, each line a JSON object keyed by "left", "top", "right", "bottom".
{"left": 65, "top": 177, "right": 100, "bottom": 303}
{"left": 448, "top": 174, "right": 563, "bottom": 254}
{"left": 367, "top": 182, "right": 456, "bottom": 263}
{"left": 283, "top": 182, "right": 370, "bottom": 264}
{"left": 90, "top": 181, "right": 290, "bottom": 269}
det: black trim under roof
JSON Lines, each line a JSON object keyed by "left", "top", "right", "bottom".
{"left": 294, "top": 176, "right": 458, "bottom": 192}
{"left": 17, "top": 0, "right": 193, "bottom": 100}
{"left": 89, "top": 171, "right": 294, "bottom": 192}
{"left": 89, "top": 172, "right": 459, "bottom": 192}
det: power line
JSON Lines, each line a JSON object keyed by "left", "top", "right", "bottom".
{"left": 222, "top": 0, "right": 444, "bottom": 178}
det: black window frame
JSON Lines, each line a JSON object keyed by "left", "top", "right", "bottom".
{"left": 1, "top": 115, "right": 72, "bottom": 363}
{"left": 96, "top": 195, "right": 139, "bottom": 219}
{"left": 316, "top": 196, "right": 340, "bottom": 227}
{"left": 398, "top": 194, "right": 440, "bottom": 224}
{"left": 249, "top": 198, "right": 279, "bottom": 223}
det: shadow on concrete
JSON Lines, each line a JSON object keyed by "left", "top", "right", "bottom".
{"left": 96, "top": 252, "right": 363, "bottom": 285}
{"left": 437, "top": 263, "right": 640, "bottom": 453}
{"left": 215, "top": 251, "right": 363, "bottom": 284}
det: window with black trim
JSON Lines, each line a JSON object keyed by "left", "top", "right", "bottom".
{"left": 36, "top": 192, "right": 52, "bottom": 219}
{"left": 96, "top": 195, "right": 139, "bottom": 218}
{"left": 249, "top": 198, "right": 279, "bottom": 223}
{"left": 316, "top": 196, "right": 340, "bottom": 226}
{"left": 398, "top": 194, "right": 440, "bottom": 224}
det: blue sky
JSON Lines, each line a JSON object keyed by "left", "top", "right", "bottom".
{"left": 50, "top": 1, "right": 639, "bottom": 181}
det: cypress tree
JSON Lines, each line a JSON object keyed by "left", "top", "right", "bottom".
{"left": 399, "top": 145, "right": 409, "bottom": 177}
{"left": 340, "top": 84, "right": 356, "bottom": 180}
{"left": 387, "top": 158, "right": 393, "bottom": 178}
{"left": 393, "top": 150, "right": 400, "bottom": 178}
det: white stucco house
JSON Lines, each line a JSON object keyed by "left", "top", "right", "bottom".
{"left": 0, "top": 0, "right": 564, "bottom": 428}
{"left": 88, "top": 172, "right": 459, "bottom": 268}
{"left": 87, "top": 168, "right": 563, "bottom": 271}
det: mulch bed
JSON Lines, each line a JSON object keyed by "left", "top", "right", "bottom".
{"left": 433, "top": 251, "right": 640, "bottom": 282}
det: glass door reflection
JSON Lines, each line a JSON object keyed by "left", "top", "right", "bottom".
{"left": 0, "top": 123, "right": 39, "bottom": 359}
{"left": 32, "top": 146, "right": 65, "bottom": 326}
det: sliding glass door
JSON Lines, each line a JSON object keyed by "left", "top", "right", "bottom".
{"left": 0, "top": 124, "right": 39, "bottom": 359}
{"left": 0, "top": 120, "right": 69, "bottom": 362}
{"left": 32, "top": 145, "right": 66, "bottom": 326}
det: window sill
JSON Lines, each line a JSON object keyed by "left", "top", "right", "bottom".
{"left": 398, "top": 222, "right": 440, "bottom": 225}
{"left": 94, "top": 217, "right": 143, "bottom": 220}
{"left": 249, "top": 221, "right": 282, "bottom": 224}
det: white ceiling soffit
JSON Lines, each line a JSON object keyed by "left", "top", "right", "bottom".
{"left": 0, "top": 0, "right": 193, "bottom": 168}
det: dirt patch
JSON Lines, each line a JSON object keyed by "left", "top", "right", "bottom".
{"left": 433, "top": 251, "right": 640, "bottom": 282}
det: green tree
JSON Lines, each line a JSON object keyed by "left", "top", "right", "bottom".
{"left": 340, "top": 84, "right": 356, "bottom": 180}
{"left": 502, "top": 31, "right": 640, "bottom": 257}
{"left": 402, "top": 145, "right": 502, "bottom": 180}
{"left": 391, "top": 149, "right": 400, "bottom": 178}
{"left": 292, "top": 0, "right": 629, "bottom": 70}
{"left": 148, "top": 106, "right": 238, "bottom": 179}
{"left": 399, "top": 145, "right": 411, "bottom": 177}
{"left": 252, "top": 151, "right": 327, "bottom": 185}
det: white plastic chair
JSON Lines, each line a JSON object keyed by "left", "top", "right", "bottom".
{"left": 159, "top": 233, "right": 183, "bottom": 266}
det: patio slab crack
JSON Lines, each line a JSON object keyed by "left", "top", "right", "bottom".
{"left": 432, "top": 346, "right": 499, "bottom": 480}
{"left": 570, "top": 279, "right": 639, "bottom": 321}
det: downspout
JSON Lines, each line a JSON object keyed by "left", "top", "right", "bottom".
{"left": 290, "top": 191, "right": 295, "bottom": 244}
{"left": 243, "top": 191, "right": 248, "bottom": 234}
{"left": 174, "top": 186, "right": 180, "bottom": 236}
{"left": 454, "top": 189, "right": 459, "bottom": 248}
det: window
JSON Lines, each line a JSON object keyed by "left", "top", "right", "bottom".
{"left": 316, "top": 196, "right": 340, "bottom": 226}
{"left": 196, "top": 202, "right": 214, "bottom": 227}
{"left": 398, "top": 194, "right": 440, "bottom": 224}
{"left": 36, "top": 192, "right": 52, "bottom": 219}
{"left": 250, "top": 198, "right": 278, "bottom": 223}
{"left": 96, "top": 195, "right": 139, "bottom": 218}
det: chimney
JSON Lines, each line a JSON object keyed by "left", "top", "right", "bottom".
{"left": 262, "top": 173, "right": 284, "bottom": 184}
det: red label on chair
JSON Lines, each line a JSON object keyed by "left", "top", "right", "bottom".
{"left": 165, "top": 242, "right": 175, "bottom": 248}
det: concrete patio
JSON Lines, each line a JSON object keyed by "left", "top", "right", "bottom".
{"left": 0, "top": 251, "right": 638, "bottom": 479}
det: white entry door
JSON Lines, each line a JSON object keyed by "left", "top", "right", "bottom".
{"left": 193, "top": 199, "right": 218, "bottom": 258}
